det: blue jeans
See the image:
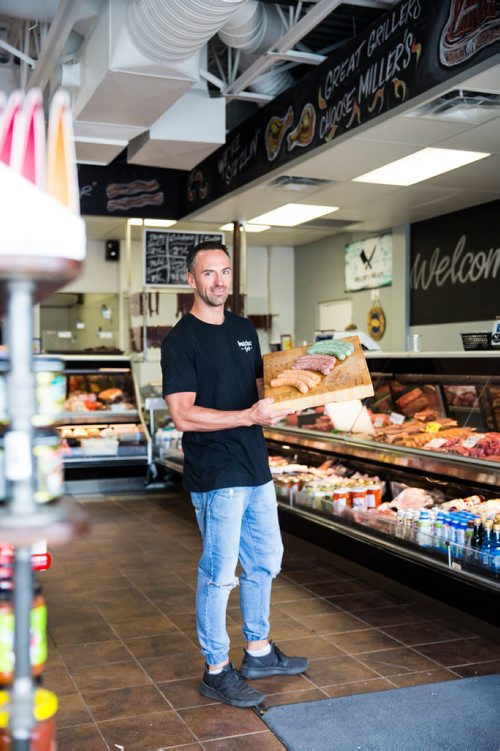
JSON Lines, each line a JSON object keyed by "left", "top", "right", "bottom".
{"left": 190, "top": 481, "right": 284, "bottom": 666}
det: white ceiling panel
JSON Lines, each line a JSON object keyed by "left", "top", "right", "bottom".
{"left": 435, "top": 117, "right": 500, "bottom": 153}
{"left": 358, "top": 113, "right": 473, "bottom": 145}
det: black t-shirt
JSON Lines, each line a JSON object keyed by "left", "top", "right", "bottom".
{"left": 161, "top": 311, "right": 272, "bottom": 492}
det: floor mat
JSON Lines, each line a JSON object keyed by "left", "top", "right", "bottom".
{"left": 261, "top": 673, "right": 500, "bottom": 750}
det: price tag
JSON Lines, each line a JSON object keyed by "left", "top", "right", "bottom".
{"left": 57, "top": 331, "right": 72, "bottom": 338}
{"left": 424, "top": 438, "right": 447, "bottom": 450}
{"left": 425, "top": 421, "right": 441, "bottom": 433}
{"left": 461, "top": 434, "right": 481, "bottom": 448}
{"left": 373, "top": 416, "right": 385, "bottom": 428}
{"left": 389, "top": 412, "right": 405, "bottom": 425}
{"left": 97, "top": 331, "right": 113, "bottom": 339}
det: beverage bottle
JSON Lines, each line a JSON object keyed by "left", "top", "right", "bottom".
{"left": 490, "top": 524, "right": 500, "bottom": 573}
{"left": 470, "top": 516, "right": 483, "bottom": 548}
{"left": 465, "top": 520, "right": 474, "bottom": 549}
{"left": 481, "top": 520, "right": 493, "bottom": 567}
{"left": 417, "top": 510, "right": 432, "bottom": 548}
{"left": 456, "top": 521, "right": 467, "bottom": 559}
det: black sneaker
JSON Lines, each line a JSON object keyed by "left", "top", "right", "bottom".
{"left": 199, "top": 662, "right": 267, "bottom": 708}
{"left": 239, "top": 642, "right": 309, "bottom": 679}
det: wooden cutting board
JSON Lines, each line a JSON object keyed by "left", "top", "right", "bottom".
{"left": 263, "top": 336, "right": 374, "bottom": 410}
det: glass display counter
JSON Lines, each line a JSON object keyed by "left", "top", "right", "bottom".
{"left": 48, "top": 355, "right": 149, "bottom": 468}
{"left": 264, "top": 352, "right": 500, "bottom": 596}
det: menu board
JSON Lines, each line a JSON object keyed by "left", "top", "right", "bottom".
{"left": 144, "top": 230, "right": 224, "bottom": 287}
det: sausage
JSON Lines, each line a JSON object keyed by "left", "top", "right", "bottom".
{"left": 280, "top": 369, "right": 320, "bottom": 388}
{"left": 270, "top": 376, "right": 309, "bottom": 393}
{"left": 295, "top": 353, "right": 335, "bottom": 365}
{"left": 293, "top": 356, "right": 335, "bottom": 375}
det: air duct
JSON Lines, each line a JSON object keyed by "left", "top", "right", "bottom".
{"left": 127, "top": 0, "right": 249, "bottom": 63}
{"left": 218, "top": 0, "right": 295, "bottom": 95}
{"left": 127, "top": 0, "right": 293, "bottom": 169}
{"left": 65, "top": 0, "right": 294, "bottom": 166}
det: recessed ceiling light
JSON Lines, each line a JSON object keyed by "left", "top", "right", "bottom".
{"left": 143, "top": 219, "right": 177, "bottom": 227}
{"left": 248, "top": 203, "right": 339, "bottom": 227}
{"left": 219, "top": 223, "right": 271, "bottom": 233}
{"left": 127, "top": 218, "right": 143, "bottom": 226}
{"left": 352, "top": 147, "right": 490, "bottom": 186}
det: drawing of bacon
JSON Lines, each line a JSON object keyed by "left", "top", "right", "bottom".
{"left": 105, "top": 179, "right": 160, "bottom": 199}
{"left": 106, "top": 191, "right": 164, "bottom": 212}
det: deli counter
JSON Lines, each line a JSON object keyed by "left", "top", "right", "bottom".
{"left": 50, "top": 355, "right": 149, "bottom": 470}
{"left": 263, "top": 351, "right": 499, "bottom": 616}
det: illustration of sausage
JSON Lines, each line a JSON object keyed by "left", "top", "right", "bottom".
{"left": 270, "top": 376, "right": 309, "bottom": 393}
{"left": 106, "top": 179, "right": 160, "bottom": 199}
{"left": 265, "top": 106, "right": 294, "bottom": 161}
{"left": 287, "top": 103, "right": 316, "bottom": 150}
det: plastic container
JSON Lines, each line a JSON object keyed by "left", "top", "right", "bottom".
{"left": 33, "top": 358, "right": 65, "bottom": 427}
{"left": 332, "top": 487, "right": 350, "bottom": 514}
{"left": 350, "top": 485, "right": 367, "bottom": 511}
{"left": 0, "top": 358, "right": 7, "bottom": 426}
{"left": 0, "top": 687, "right": 57, "bottom": 750}
{"left": 33, "top": 430, "right": 64, "bottom": 504}
{"left": 0, "top": 583, "right": 47, "bottom": 685}
{"left": 365, "top": 483, "right": 382, "bottom": 509}
{"left": 0, "top": 437, "right": 5, "bottom": 503}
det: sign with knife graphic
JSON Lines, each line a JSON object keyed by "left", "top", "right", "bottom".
{"left": 344, "top": 233, "right": 392, "bottom": 292}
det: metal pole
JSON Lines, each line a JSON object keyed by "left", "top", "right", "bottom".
{"left": 5, "top": 280, "right": 36, "bottom": 750}
{"left": 232, "top": 221, "right": 242, "bottom": 315}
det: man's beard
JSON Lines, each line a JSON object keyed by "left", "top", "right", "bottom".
{"left": 198, "top": 286, "right": 229, "bottom": 307}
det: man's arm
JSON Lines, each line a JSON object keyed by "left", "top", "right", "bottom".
{"left": 165, "top": 391, "right": 293, "bottom": 432}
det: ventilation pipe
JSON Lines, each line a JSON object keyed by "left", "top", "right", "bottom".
{"left": 127, "top": 0, "right": 293, "bottom": 169}
{"left": 218, "top": 0, "right": 295, "bottom": 95}
{"left": 127, "top": 0, "right": 249, "bottom": 63}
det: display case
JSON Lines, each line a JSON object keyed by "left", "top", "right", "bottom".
{"left": 264, "top": 351, "right": 500, "bottom": 600}
{"left": 48, "top": 355, "right": 149, "bottom": 468}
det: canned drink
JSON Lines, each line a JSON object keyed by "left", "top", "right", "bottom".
{"left": 33, "top": 430, "right": 64, "bottom": 503}
{"left": 33, "top": 357, "right": 65, "bottom": 427}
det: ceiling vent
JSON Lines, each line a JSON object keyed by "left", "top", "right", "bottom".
{"left": 408, "top": 89, "right": 500, "bottom": 125}
{"left": 266, "top": 175, "right": 333, "bottom": 191}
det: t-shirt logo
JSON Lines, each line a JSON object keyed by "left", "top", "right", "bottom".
{"left": 237, "top": 339, "right": 253, "bottom": 352}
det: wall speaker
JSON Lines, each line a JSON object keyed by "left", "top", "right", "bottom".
{"left": 105, "top": 239, "right": 120, "bottom": 262}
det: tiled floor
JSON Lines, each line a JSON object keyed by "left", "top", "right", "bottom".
{"left": 39, "top": 491, "right": 500, "bottom": 750}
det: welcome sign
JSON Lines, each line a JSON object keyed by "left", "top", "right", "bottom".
{"left": 410, "top": 200, "right": 500, "bottom": 325}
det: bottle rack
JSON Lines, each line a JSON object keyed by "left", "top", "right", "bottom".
{"left": 0, "top": 89, "right": 89, "bottom": 749}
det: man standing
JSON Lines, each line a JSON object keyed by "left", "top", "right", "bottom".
{"left": 161, "top": 240, "right": 308, "bottom": 708}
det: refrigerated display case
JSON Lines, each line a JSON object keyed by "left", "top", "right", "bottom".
{"left": 47, "top": 355, "right": 150, "bottom": 469}
{"left": 264, "top": 351, "right": 500, "bottom": 612}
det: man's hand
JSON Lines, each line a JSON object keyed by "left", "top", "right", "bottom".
{"left": 248, "top": 398, "right": 294, "bottom": 426}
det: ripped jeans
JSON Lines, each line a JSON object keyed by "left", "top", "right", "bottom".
{"left": 190, "top": 481, "right": 284, "bottom": 666}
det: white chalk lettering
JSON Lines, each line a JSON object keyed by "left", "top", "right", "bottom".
{"left": 410, "top": 235, "right": 500, "bottom": 290}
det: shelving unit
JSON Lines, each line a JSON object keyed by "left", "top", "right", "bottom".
{"left": 0, "top": 88, "right": 89, "bottom": 748}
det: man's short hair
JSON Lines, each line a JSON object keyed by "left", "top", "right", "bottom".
{"left": 186, "top": 240, "right": 229, "bottom": 273}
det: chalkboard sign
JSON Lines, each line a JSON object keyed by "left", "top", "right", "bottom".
{"left": 144, "top": 230, "right": 225, "bottom": 287}
{"left": 410, "top": 200, "right": 500, "bottom": 326}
